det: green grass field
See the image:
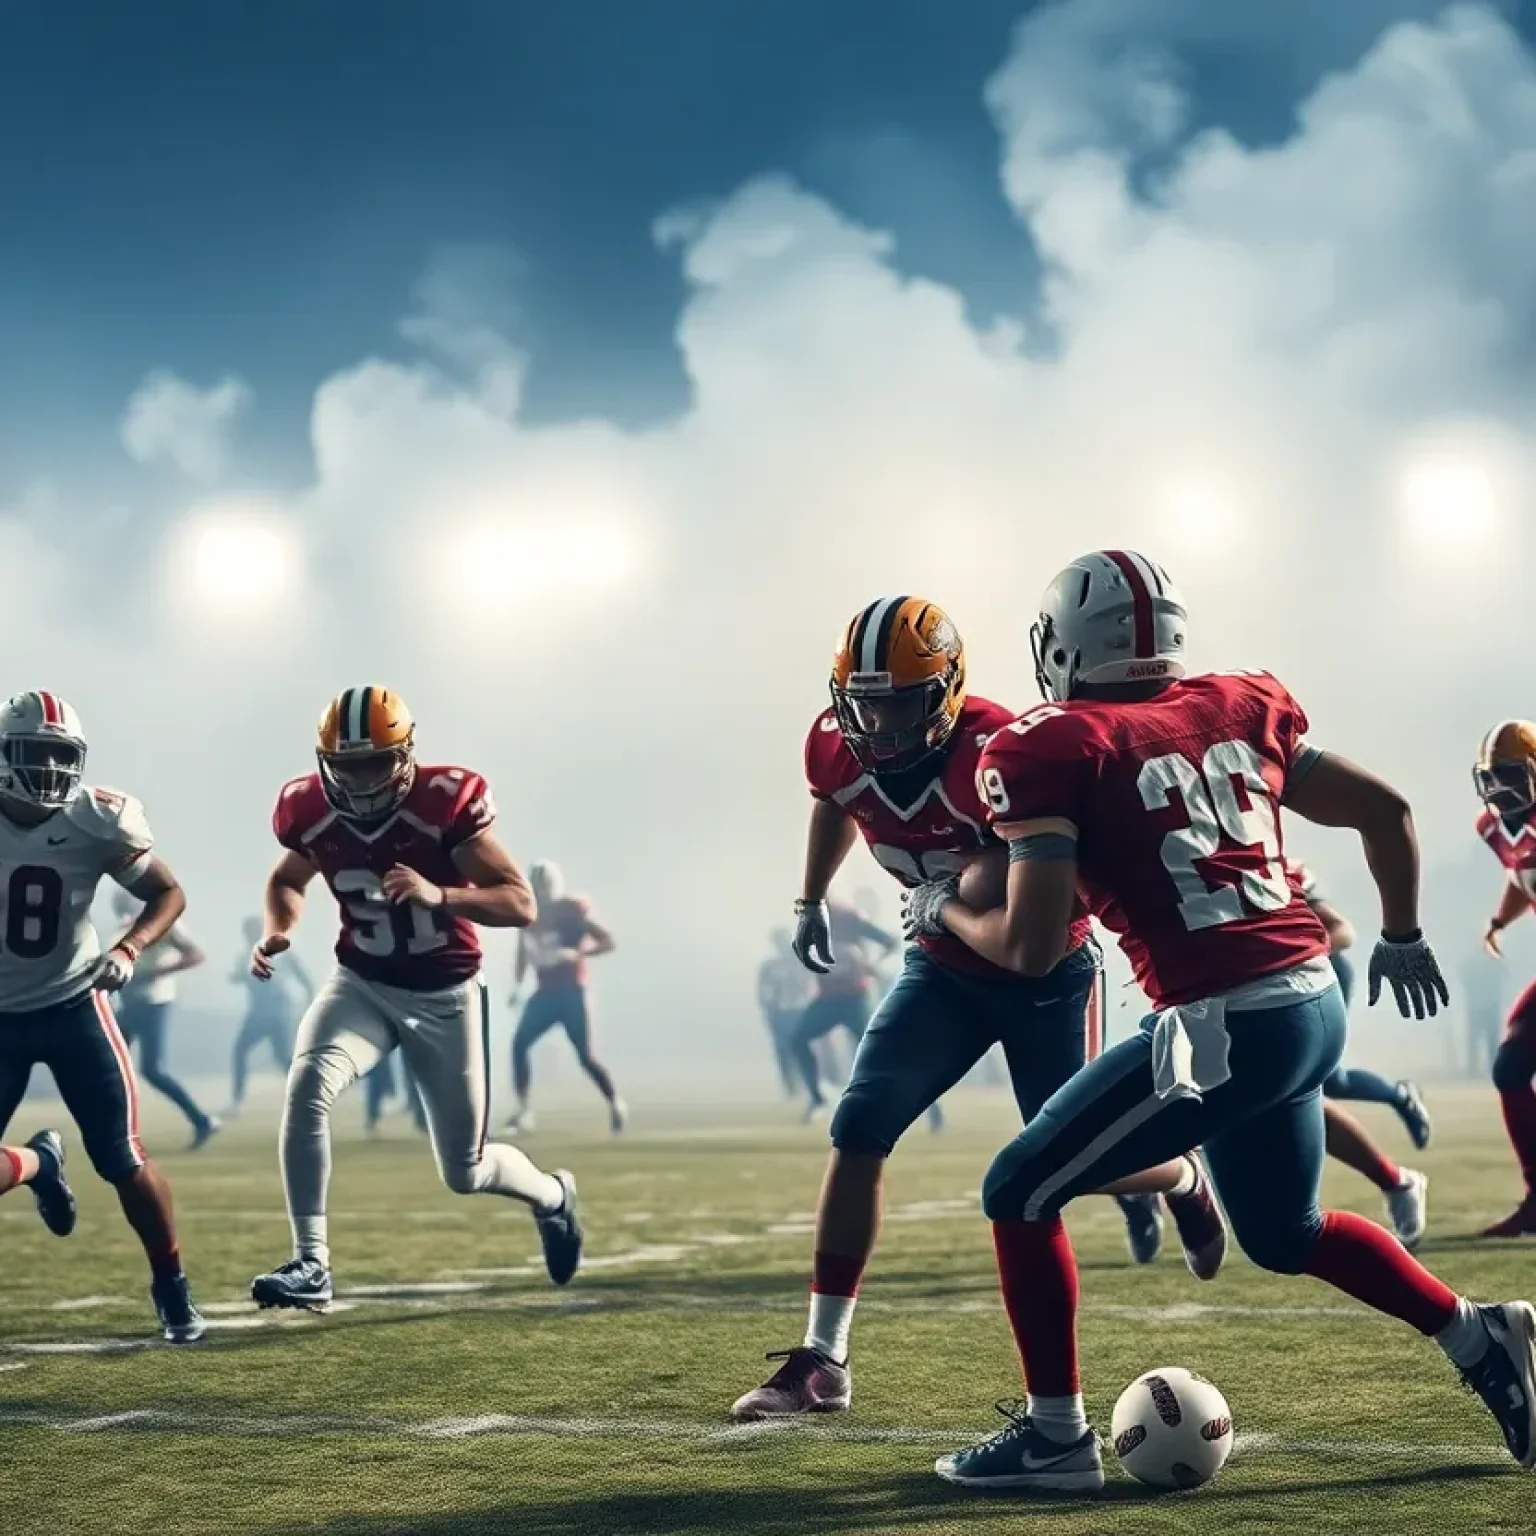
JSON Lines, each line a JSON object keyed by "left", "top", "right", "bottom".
{"left": 1, "top": 1082, "right": 1532, "bottom": 1535}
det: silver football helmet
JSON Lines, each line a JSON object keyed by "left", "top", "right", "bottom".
{"left": 529, "top": 860, "right": 565, "bottom": 905}
{"left": 0, "top": 691, "right": 87, "bottom": 811}
{"left": 1031, "top": 551, "right": 1188, "bottom": 702}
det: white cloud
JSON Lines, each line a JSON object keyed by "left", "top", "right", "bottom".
{"left": 119, "top": 369, "right": 252, "bottom": 480}
{"left": 17, "top": 2, "right": 1536, "bottom": 1064}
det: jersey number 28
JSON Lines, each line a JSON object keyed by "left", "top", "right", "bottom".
{"left": 1138, "top": 741, "right": 1290, "bottom": 931}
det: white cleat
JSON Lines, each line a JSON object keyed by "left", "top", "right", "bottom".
{"left": 1387, "top": 1168, "right": 1429, "bottom": 1251}
{"left": 609, "top": 1097, "right": 629, "bottom": 1135}
{"left": 504, "top": 1110, "right": 535, "bottom": 1137}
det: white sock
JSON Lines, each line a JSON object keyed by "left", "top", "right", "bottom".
{"left": 1165, "top": 1157, "right": 1198, "bottom": 1199}
{"left": 805, "top": 1293, "right": 857, "bottom": 1362}
{"left": 475, "top": 1142, "right": 565, "bottom": 1214}
{"left": 292, "top": 1217, "right": 329, "bottom": 1269}
{"left": 1436, "top": 1297, "right": 1489, "bottom": 1369}
{"left": 1028, "top": 1393, "right": 1089, "bottom": 1443}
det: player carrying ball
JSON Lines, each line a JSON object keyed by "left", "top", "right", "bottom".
{"left": 248, "top": 686, "right": 583, "bottom": 1311}
{"left": 904, "top": 551, "right": 1535, "bottom": 1489}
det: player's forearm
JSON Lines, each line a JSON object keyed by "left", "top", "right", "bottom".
{"left": 801, "top": 799, "right": 858, "bottom": 902}
{"left": 264, "top": 877, "right": 307, "bottom": 940}
{"left": 1355, "top": 799, "right": 1420, "bottom": 937}
{"left": 116, "top": 884, "right": 186, "bottom": 957}
{"left": 1493, "top": 878, "right": 1533, "bottom": 931}
{"left": 941, "top": 902, "right": 1066, "bottom": 977}
{"left": 441, "top": 882, "right": 536, "bottom": 927}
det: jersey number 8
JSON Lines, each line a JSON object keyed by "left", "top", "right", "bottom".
{"left": 0, "top": 865, "right": 64, "bottom": 959}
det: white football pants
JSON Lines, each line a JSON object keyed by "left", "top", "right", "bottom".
{"left": 279, "top": 965, "right": 561, "bottom": 1263}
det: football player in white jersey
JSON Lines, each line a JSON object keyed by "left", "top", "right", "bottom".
{"left": 0, "top": 692, "right": 205, "bottom": 1342}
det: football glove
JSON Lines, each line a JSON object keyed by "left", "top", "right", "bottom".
{"left": 901, "top": 877, "right": 960, "bottom": 940}
{"left": 792, "top": 899, "right": 834, "bottom": 974}
{"left": 94, "top": 945, "right": 137, "bottom": 993}
{"left": 1368, "top": 931, "right": 1450, "bottom": 1020}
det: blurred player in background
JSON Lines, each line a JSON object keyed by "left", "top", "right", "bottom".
{"left": 506, "top": 861, "right": 625, "bottom": 1136}
{"left": 225, "top": 915, "right": 307, "bottom": 1118}
{"left": 1473, "top": 720, "right": 1536, "bottom": 1237}
{"left": 0, "top": 692, "right": 204, "bottom": 1342}
{"left": 929, "top": 552, "right": 1532, "bottom": 1487}
{"left": 247, "top": 687, "right": 583, "bottom": 1311}
{"left": 113, "top": 887, "right": 218, "bottom": 1150}
{"left": 1461, "top": 942, "right": 1505, "bottom": 1078}
{"left": 758, "top": 927, "right": 815, "bottom": 1097}
{"left": 1285, "top": 859, "right": 1432, "bottom": 1247}
{"left": 790, "top": 897, "right": 898, "bottom": 1122}
{"left": 729, "top": 599, "right": 1218, "bottom": 1424}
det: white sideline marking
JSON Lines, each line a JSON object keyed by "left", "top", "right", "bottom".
{"left": 0, "top": 1402, "right": 1504, "bottom": 1465}
{"left": 50, "top": 1295, "right": 126, "bottom": 1312}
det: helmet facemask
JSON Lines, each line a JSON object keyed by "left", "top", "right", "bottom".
{"left": 1030, "top": 613, "right": 1070, "bottom": 702}
{"left": 1475, "top": 760, "right": 1536, "bottom": 822}
{"left": 832, "top": 667, "right": 959, "bottom": 775}
{"left": 0, "top": 733, "right": 86, "bottom": 812}
{"left": 317, "top": 739, "right": 415, "bottom": 822}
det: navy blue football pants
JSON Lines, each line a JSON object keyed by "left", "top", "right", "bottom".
{"left": 1319, "top": 950, "right": 1401, "bottom": 1106}
{"left": 984, "top": 986, "right": 1347, "bottom": 1275}
{"left": 0, "top": 989, "right": 145, "bottom": 1180}
{"left": 831, "top": 944, "right": 1102, "bottom": 1159}
{"left": 116, "top": 996, "right": 212, "bottom": 1133}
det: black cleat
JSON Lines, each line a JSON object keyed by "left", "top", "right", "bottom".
{"left": 1458, "top": 1302, "right": 1536, "bottom": 1469}
{"left": 1395, "top": 1081, "right": 1432, "bottom": 1151}
{"left": 151, "top": 1272, "right": 206, "bottom": 1344}
{"left": 251, "top": 1256, "right": 334, "bottom": 1312}
{"left": 24, "top": 1130, "right": 76, "bottom": 1237}
{"left": 536, "top": 1171, "right": 583, "bottom": 1286}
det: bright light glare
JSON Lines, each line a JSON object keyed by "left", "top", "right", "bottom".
{"left": 176, "top": 510, "right": 301, "bottom": 614}
{"left": 1158, "top": 482, "right": 1234, "bottom": 553}
{"left": 448, "top": 521, "right": 637, "bottom": 607}
{"left": 1401, "top": 456, "right": 1498, "bottom": 554}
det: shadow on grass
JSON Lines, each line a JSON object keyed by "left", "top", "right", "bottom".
{"left": 288, "top": 1462, "right": 1512, "bottom": 1536}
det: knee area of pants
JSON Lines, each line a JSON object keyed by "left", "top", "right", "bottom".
{"left": 95, "top": 1152, "right": 146, "bottom": 1185}
{"left": 1234, "top": 1221, "right": 1319, "bottom": 1276}
{"left": 1493, "top": 1041, "right": 1536, "bottom": 1093}
{"left": 980, "top": 1162, "right": 1040, "bottom": 1223}
{"left": 828, "top": 1098, "right": 898, "bottom": 1159}
{"left": 440, "top": 1162, "right": 484, "bottom": 1195}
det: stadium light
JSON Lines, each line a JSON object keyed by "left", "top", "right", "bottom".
{"left": 173, "top": 504, "right": 302, "bottom": 614}
{"left": 1401, "top": 454, "right": 1498, "bottom": 556}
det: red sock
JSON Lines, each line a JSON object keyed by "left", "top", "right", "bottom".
{"left": 811, "top": 1250, "right": 864, "bottom": 1298}
{"left": 1498, "top": 1085, "right": 1536, "bottom": 1193}
{"left": 992, "top": 1217, "right": 1080, "bottom": 1395}
{"left": 0, "top": 1147, "right": 23, "bottom": 1192}
{"left": 1361, "top": 1147, "right": 1402, "bottom": 1193}
{"left": 1303, "top": 1210, "right": 1456, "bottom": 1335}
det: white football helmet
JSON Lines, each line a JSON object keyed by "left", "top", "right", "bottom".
{"left": 0, "top": 691, "right": 87, "bottom": 811}
{"left": 1031, "top": 550, "right": 1188, "bottom": 702}
{"left": 529, "top": 861, "right": 565, "bottom": 904}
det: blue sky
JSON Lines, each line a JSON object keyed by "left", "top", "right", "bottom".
{"left": 2, "top": 0, "right": 1487, "bottom": 499}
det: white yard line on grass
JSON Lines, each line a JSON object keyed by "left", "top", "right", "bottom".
{"left": 0, "top": 1401, "right": 1504, "bottom": 1467}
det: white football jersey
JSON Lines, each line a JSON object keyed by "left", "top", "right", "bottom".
{"left": 0, "top": 786, "right": 153, "bottom": 1013}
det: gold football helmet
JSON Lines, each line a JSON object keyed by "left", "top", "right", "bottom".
{"left": 1474, "top": 720, "right": 1536, "bottom": 820}
{"left": 316, "top": 686, "right": 416, "bottom": 820}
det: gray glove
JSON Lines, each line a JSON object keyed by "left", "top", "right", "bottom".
{"left": 792, "top": 899, "right": 835, "bottom": 974}
{"left": 1367, "top": 931, "right": 1450, "bottom": 1020}
{"left": 901, "top": 877, "right": 960, "bottom": 940}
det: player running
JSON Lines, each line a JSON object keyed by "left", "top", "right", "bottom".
{"left": 248, "top": 687, "right": 583, "bottom": 1311}
{"left": 0, "top": 692, "right": 205, "bottom": 1342}
{"left": 917, "top": 551, "right": 1534, "bottom": 1487}
{"left": 758, "top": 927, "right": 816, "bottom": 1097}
{"left": 1285, "top": 859, "right": 1432, "bottom": 1247}
{"left": 1473, "top": 720, "right": 1536, "bottom": 1237}
{"left": 225, "top": 916, "right": 307, "bottom": 1117}
{"left": 728, "top": 598, "right": 1222, "bottom": 1424}
{"left": 505, "top": 861, "right": 626, "bottom": 1136}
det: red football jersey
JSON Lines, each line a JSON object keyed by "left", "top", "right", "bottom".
{"left": 805, "top": 695, "right": 1088, "bottom": 977}
{"left": 525, "top": 896, "right": 595, "bottom": 989}
{"left": 274, "top": 764, "right": 496, "bottom": 990}
{"left": 978, "top": 672, "right": 1328, "bottom": 1008}
{"left": 1477, "top": 806, "right": 1536, "bottom": 900}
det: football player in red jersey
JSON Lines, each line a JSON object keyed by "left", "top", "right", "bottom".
{"left": 247, "top": 687, "right": 583, "bottom": 1311}
{"left": 729, "top": 598, "right": 1225, "bottom": 1423}
{"left": 1473, "top": 721, "right": 1536, "bottom": 1237}
{"left": 505, "top": 861, "right": 626, "bottom": 1136}
{"left": 916, "top": 551, "right": 1533, "bottom": 1488}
